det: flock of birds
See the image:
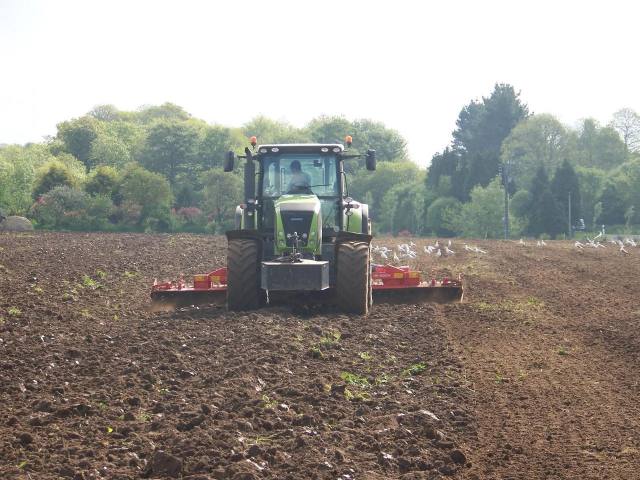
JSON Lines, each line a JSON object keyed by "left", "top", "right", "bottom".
{"left": 372, "top": 239, "right": 487, "bottom": 263}
{"left": 372, "top": 232, "right": 638, "bottom": 265}
{"left": 572, "top": 232, "right": 637, "bottom": 255}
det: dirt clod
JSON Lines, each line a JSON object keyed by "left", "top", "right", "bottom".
{"left": 449, "top": 449, "right": 466, "bottom": 464}
{"left": 17, "top": 432, "right": 33, "bottom": 445}
{"left": 150, "top": 450, "right": 182, "bottom": 478}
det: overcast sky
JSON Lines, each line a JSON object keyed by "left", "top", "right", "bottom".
{"left": 1, "top": 0, "right": 638, "bottom": 167}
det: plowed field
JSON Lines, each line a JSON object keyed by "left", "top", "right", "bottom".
{"left": 1, "top": 232, "right": 639, "bottom": 479}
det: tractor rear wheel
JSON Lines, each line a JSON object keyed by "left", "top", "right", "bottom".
{"left": 336, "top": 241, "right": 371, "bottom": 315}
{"left": 227, "top": 238, "right": 262, "bottom": 311}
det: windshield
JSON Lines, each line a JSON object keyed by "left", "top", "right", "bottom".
{"left": 262, "top": 153, "right": 338, "bottom": 197}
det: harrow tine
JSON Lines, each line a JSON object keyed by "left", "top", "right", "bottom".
{"left": 150, "top": 290, "right": 226, "bottom": 312}
{"left": 373, "top": 285, "right": 463, "bottom": 304}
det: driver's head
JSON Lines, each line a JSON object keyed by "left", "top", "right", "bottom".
{"left": 290, "top": 160, "right": 301, "bottom": 172}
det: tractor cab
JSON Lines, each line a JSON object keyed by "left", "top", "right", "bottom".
{"left": 226, "top": 142, "right": 376, "bottom": 260}
{"left": 259, "top": 145, "right": 342, "bottom": 242}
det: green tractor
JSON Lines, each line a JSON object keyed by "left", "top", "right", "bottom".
{"left": 223, "top": 138, "right": 377, "bottom": 314}
{"left": 150, "top": 137, "right": 462, "bottom": 313}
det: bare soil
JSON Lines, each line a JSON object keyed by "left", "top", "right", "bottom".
{"left": 0, "top": 232, "right": 638, "bottom": 479}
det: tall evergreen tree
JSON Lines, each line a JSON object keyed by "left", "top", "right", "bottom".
{"left": 527, "top": 165, "right": 563, "bottom": 237}
{"left": 597, "top": 182, "right": 626, "bottom": 225}
{"left": 452, "top": 83, "right": 529, "bottom": 194}
{"left": 426, "top": 148, "right": 467, "bottom": 201}
{"left": 551, "top": 159, "right": 581, "bottom": 233}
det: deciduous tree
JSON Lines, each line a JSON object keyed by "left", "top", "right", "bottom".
{"left": 576, "top": 119, "right": 627, "bottom": 169}
{"left": 501, "top": 114, "right": 574, "bottom": 189}
{"left": 201, "top": 168, "right": 243, "bottom": 231}
{"left": 139, "top": 120, "right": 202, "bottom": 186}
{"left": 56, "top": 116, "right": 102, "bottom": 167}
{"left": 610, "top": 108, "right": 640, "bottom": 152}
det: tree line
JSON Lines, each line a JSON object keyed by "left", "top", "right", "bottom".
{"left": 1, "top": 92, "right": 639, "bottom": 238}
{"left": 424, "top": 85, "right": 639, "bottom": 238}
{"left": 0, "top": 104, "right": 409, "bottom": 233}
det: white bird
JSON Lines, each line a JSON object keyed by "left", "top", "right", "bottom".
{"left": 409, "top": 241, "right": 416, "bottom": 247}
{"left": 541, "top": 240, "right": 546, "bottom": 246}
{"left": 536, "top": 240, "right": 541, "bottom": 247}
{"left": 625, "top": 238, "right": 637, "bottom": 247}
{"left": 445, "top": 246, "right": 455, "bottom": 255}
{"left": 474, "top": 246, "right": 487, "bottom": 254}
{"left": 434, "top": 240, "right": 440, "bottom": 248}
{"left": 426, "top": 245, "right": 435, "bottom": 254}
{"left": 435, "top": 249, "right": 442, "bottom": 257}
{"left": 393, "top": 252, "right": 400, "bottom": 263}
{"left": 464, "top": 243, "right": 473, "bottom": 251}
{"left": 574, "top": 241, "right": 584, "bottom": 249}
{"left": 519, "top": 238, "right": 526, "bottom": 246}
{"left": 594, "top": 231, "right": 603, "bottom": 240}
{"left": 448, "top": 239, "right": 452, "bottom": 248}
{"left": 620, "top": 245, "right": 629, "bottom": 255}
{"left": 380, "top": 250, "right": 388, "bottom": 259}
{"left": 423, "top": 246, "right": 432, "bottom": 255}
{"left": 596, "top": 242, "right": 607, "bottom": 248}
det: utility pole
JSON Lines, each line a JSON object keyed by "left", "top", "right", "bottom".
{"left": 568, "top": 191, "right": 572, "bottom": 239}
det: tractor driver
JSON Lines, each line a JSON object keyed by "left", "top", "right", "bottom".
{"left": 287, "top": 160, "right": 312, "bottom": 193}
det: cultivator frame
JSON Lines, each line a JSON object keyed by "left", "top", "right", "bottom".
{"left": 151, "top": 264, "right": 463, "bottom": 309}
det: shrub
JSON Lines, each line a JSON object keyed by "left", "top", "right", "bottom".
{"left": 425, "top": 197, "right": 461, "bottom": 236}
{"left": 31, "top": 186, "right": 113, "bottom": 230}
{"left": 172, "top": 207, "right": 206, "bottom": 232}
{"left": 33, "top": 161, "right": 76, "bottom": 199}
{"left": 85, "top": 165, "right": 119, "bottom": 198}
{"left": 118, "top": 164, "right": 173, "bottom": 230}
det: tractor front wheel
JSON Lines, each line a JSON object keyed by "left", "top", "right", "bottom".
{"left": 227, "top": 238, "right": 262, "bottom": 311}
{"left": 336, "top": 241, "right": 371, "bottom": 315}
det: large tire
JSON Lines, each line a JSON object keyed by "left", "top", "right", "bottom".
{"left": 336, "top": 241, "right": 370, "bottom": 315}
{"left": 227, "top": 238, "right": 262, "bottom": 311}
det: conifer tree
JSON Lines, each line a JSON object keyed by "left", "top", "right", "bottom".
{"left": 527, "top": 165, "right": 563, "bottom": 237}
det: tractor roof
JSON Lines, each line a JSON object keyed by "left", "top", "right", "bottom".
{"left": 256, "top": 144, "right": 344, "bottom": 154}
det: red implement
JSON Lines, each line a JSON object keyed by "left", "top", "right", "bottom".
{"left": 150, "top": 265, "right": 463, "bottom": 310}
{"left": 371, "top": 264, "right": 463, "bottom": 304}
{"left": 150, "top": 267, "right": 228, "bottom": 310}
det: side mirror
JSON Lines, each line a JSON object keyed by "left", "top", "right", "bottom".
{"left": 365, "top": 149, "right": 376, "bottom": 171}
{"left": 223, "top": 151, "right": 235, "bottom": 172}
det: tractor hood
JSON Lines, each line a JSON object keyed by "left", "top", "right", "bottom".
{"left": 274, "top": 194, "right": 322, "bottom": 254}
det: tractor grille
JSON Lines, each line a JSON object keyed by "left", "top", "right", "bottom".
{"left": 281, "top": 211, "right": 314, "bottom": 247}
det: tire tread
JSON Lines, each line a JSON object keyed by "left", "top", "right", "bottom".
{"left": 336, "top": 241, "right": 370, "bottom": 315}
{"left": 227, "top": 238, "right": 261, "bottom": 311}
